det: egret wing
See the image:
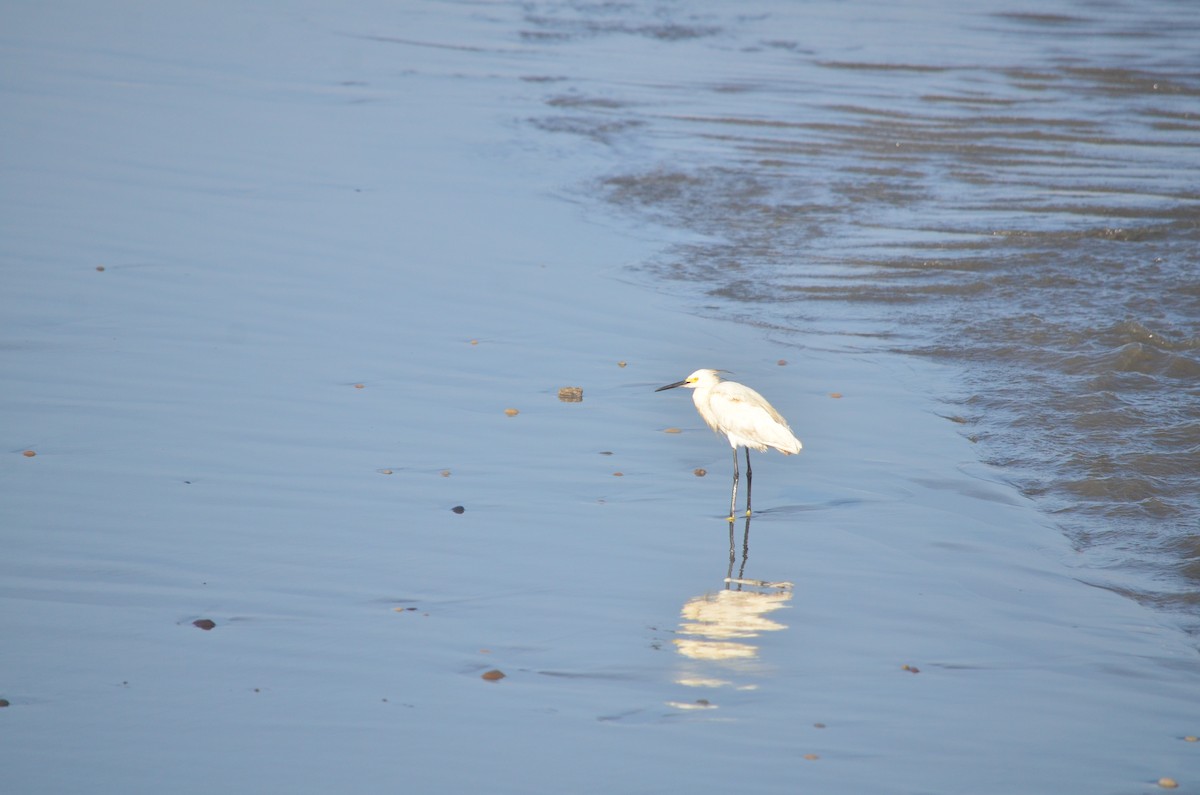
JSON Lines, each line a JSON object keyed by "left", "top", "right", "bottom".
{"left": 706, "top": 383, "right": 802, "bottom": 453}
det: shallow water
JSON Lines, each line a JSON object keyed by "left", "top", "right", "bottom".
{"left": 521, "top": 0, "right": 1200, "bottom": 618}
{"left": 2, "top": 2, "right": 1198, "bottom": 794}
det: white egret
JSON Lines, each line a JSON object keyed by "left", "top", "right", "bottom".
{"left": 656, "top": 369, "right": 802, "bottom": 520}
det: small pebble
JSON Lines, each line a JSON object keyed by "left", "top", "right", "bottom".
{"left": 803, "top": 754, "right": 819, "bottom": 761}
{"left": 353, "top": 383, "right": 365, "bottom": 389}
{"left": 22, "top": 450, "right": 36, "bottom": 457}
{"left": 1158, "top": 778, "right": 1178, "bottom": 789}
{"left": 694, "top": 468, "right": 707, "bottom": 477}
{"left": 440, "top": 470, "right": 451, "bottom": 477}
{"left": 193, "top": 619, "right": 216, "bottom": 631}
{"left": 96, "top": 265, "right": 106, "bottom": 272}
{"left": 0, "top": 699, "right": 10, "bottom": 707}
{"left": 777, "top": 359, "right": 788, "bottom": 366}
{"left": 469, "top": 339, "right": 479, "bottom": 345}
{"left": 504, "top": 408, "right": 519, "bottom": 416}
{"left": 902, "top": 664, "right": 920, "bottom": 674}
{"left": 613, "top": 472, "right": 623, "bottom": 477}
{"left": 452, "top": 505, "right": 465, "bottom": 514}
{"left": 830, "top": 392, "right": 843, "bottom": 399}
{"left": 481, "top": 669, "right": 506, "bottom": 681}
{"left": 1184, "top": 736, "right": 1198, "bottom": 743}
{"left": 557, "top": 386, "right": 583, "bottom": 402}
{"left": 664, "top": 427, "right": 681, "bottom": 434}
{"left": 617, "top": 361, "right": 627, "bottom": 368}
{"left": 379, "top": 469, "right": 393, "bottom": 475}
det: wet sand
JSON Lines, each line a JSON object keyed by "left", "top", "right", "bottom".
{"left": 2, "top": 2, "right": 1197, "bottom": 793}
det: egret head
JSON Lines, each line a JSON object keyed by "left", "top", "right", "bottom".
{"left": 655, "top": 369, "right": 723, "bottom": 392}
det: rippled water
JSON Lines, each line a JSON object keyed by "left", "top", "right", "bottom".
{"left": 520, "top": 1, "right": 1200, "bottom": 620}
{"left": 5, "top": 2, "right": 1198, "bottom": 791}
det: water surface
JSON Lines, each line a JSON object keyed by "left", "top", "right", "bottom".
{"left": 519, "top": 0, "right": 1200, "bottom": 618}
{"left": 2, "top": 2, "right": 1198, "bottom": 793}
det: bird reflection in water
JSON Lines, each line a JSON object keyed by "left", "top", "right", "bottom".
{"left": 667, "top": 514, "right": 793, "bottom": 710}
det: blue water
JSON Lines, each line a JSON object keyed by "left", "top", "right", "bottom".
{"left": 530, "top": 0, "right": 1200, "bottom": 620}
{"left": 2, "top": 2, "right": 1198, "bottom": 793}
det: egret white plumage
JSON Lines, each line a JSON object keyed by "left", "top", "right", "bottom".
{"left": 656, "top": 369, "right": 802, "bottom": 520}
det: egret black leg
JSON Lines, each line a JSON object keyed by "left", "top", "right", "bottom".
{"left": 738, "top": 513, "right": 751, "bottom": 580}
{"left": 728, "top": 447, "right": 739, "bottom": 522}
{"left": 744, "top": 448, "right": 753, "bottom": 517}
